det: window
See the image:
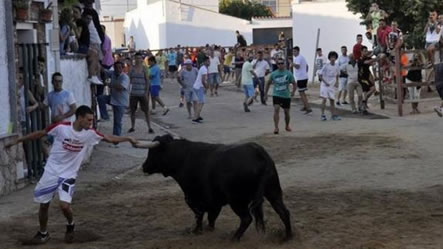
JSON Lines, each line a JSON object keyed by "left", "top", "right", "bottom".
{"left": 262, "top": 0, "right": 277, "bottom": 14}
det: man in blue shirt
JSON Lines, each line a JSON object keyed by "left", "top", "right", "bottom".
{"left": 97, "top": 61, "right": 130, "bottom": 145}
{"left": 148, "top": 56, "right": 169, "bottom": 115}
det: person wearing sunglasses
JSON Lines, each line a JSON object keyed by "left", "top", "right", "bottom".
{"left": 264, "top": 58, "right": 296, "bottom": 134}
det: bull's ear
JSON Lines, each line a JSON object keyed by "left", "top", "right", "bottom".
{"left": 154, "top": 134, "right": 175, "bottom": 144}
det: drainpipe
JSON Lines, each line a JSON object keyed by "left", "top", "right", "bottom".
{"left": 51, "top": 0, "right": 60, "bottom": 72}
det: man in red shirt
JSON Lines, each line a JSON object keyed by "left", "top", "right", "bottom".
{"left": 353, "top": 34, "right": 363, "bottom": 61}
{"left": 376, "top": 19, "right": 392, "bottom": 54}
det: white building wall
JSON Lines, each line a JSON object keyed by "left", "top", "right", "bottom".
{"left": 0, "top": 2, "right": 10, "bottom": 135}
{"left": 57, "top": 58, "right": 92, "bottom": 108}
{"left": 292, "top": 0, "right": 368, "bottom": 81}
{"left": 124, "top": 0, "right": 167, "bottom": 50}
{"left": 164, "top": 0, "right": 251, "bottom": 48}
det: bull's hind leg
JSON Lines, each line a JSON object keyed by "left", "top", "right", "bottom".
{"left": 266, "top": 194, "right": 292, "bottom": 240}
{"left": 230, "top": 203, "right": 253, "bottom": 241}
{"left": 249, "top": 200, "right": 265, "bottom": 233}
{"left": 207, "top": 206, "right": 222, "bottom": 231}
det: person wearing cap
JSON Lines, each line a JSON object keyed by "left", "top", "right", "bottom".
{"left": 177, "top": 59, "right": 199, "bottom": 119}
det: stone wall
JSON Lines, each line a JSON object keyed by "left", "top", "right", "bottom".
{"left": 0, "top": 135, "right": 24, "bottom": 196}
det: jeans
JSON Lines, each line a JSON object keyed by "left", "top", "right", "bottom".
{"left": 112, "top": 105, "right": 125, "bottom": 136}
{"left": 97, "top": 95, "right": 110, "bottom": 120}
{"left": 253, "top": 77, "right": 266, "bottom": 103}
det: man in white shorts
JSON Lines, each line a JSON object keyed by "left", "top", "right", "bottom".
{"left": 5, "top": 105, "right": 138, "bottom": 245}
{"left": 318, "top": 51, "right": 341, "bottom": 121}
{"left": 192, "top": 56, "right": 210, "bottom": 123}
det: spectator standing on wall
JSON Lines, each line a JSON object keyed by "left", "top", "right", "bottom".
{"left": 83, "top": 13, "right": 103, "bottom": 85}
{"left": 59, "top": 8, "right": 72, "bottom": 55}
{"left": 425, "top": 11, "right": 441, "bottom": 66}
{"left": 128, "top": 36, "right": 136, "bottom": 52}
{"left": 101, "top": 25, "right": 113, "bottom": 70}
{"left": 80, "top": 0, "right": 104, "bottom": 43}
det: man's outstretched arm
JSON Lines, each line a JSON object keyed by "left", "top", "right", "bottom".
{"left": 5, "top": 130, "right": 47, "bottom": 149}
{"left": 102, "top": 134, "right": 138, "bottom": 146}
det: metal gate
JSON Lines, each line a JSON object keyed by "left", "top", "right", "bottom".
{"left": 18, "top": 43, "right": 49, "bottom": 180}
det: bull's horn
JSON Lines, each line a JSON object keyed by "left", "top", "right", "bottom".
{"left": 138, "top": 141, "right": 160, "bottom": 149}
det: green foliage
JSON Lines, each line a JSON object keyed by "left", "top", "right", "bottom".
{"left": 13, "top": 0, "right": 31, "bottom": 9}
{"left": 345, "top": 0, "right": 443, "bottom": 48}
{"left": 219, "top": 0, "right": 273, "bottom": 21}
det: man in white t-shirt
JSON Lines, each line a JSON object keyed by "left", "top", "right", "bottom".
{"left": 318, "top": 51, "right": 341, "bottom": 121}
{"left": 315, "top": 48, "right": 328, "bottom": 82}
{"left": 5, "top": 105, "right": 138, "bottom": 245}
{"left": 252, "top": 51, "right": 270, "bottom": 105}
{"left": 291, "top": 46, "right": 312, "bottom": 114}
{"left": 242, "top": 54, "right": 258, "bottom": 112}
{"left": 425, "top": 11, "right": 441, "bottom": 65}
{"left": 192, "top": 56, "right": 210, "bottom": 123}
{"left": 208, "top": 50, "right": 222, "bottom": 96}
{"left": 43, "top": 73, "right": 77, "bottom": 124}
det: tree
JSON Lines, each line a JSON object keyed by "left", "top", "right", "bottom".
{"left": 219, "top": 0, "right": 273, "bottom": 21}
{"left": 345, "top": 0, "right": 443, "bottom": 48}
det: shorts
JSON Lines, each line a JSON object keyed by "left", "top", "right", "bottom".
{"left": 150, "top": 85, "right": 161, "bottom": 97}
{"left": 193, "top": 87, "right": 205, "bottom": 104}
{"left": 297, "top": 79, "right": 308, "bottom": 92}
{"left": 320, "top": 84, "right": 336, "bottom": 100}
{"left": 208, "top": 73, "right": 220, "bottom": 85}
{"left": 359, "top": 79, "right": 374, "bottom": 93}
{"left": 183, "top": 88, "right": 195, "bottom": 103}
{"left": 243, "top": 85, "right": 255, "bottom": 98}
{"left": 224, "top": 65, "right": 231, "bottom": 74}
{"left": 272, "top": 96, "right": 291, "bottom": 109}
{"left": 339, "top": 77, "right": 348, "bottom": 91}
{"left": 169, "top": 65, "right": 178, "bottom": 72}
{"left": 34, "top": 171, "right": 76, "bottom": 204}
{"left": 426, "top": 42, "right": 440, "bottom": 49}
{"left": 407, "top": 86, "right": 421, "bottom": 102}
{"left": 129, "top": 96, "right": 149, "bottom": 113}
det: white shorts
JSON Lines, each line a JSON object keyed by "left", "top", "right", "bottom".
{"left": 34, "top": 171, "right": 76, "bottom": 204}
{"left": 339, "top": 77, "right": 348, "bottom": 91}
{"left": 320, "top": 84, "right": 336, "bottom": 100}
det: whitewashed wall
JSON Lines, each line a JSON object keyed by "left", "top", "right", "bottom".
{"left": 292, "top": 0, "right": 369, "bottom": 82}
{"left": 125, "top": 0, "right": 251, "bottom": 49}
{"left": 57, "top": 58, "right": 91, "bottom": 109}
{"left": 0, "top": 2, "right": 10, "bottom": 135}
{"left": 125, "top": 0, "right": 167, "bottom": 50}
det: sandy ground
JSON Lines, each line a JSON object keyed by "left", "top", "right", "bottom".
{"left": 2, "top": 133, "right": 443, "bottom": 249}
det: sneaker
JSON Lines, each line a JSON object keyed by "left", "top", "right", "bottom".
{"left": 162, "top": 108, "right": 170, "bottom": 116}
{"left": 89, "top": 76, "right": 103, "bottom": 85}
{"left": 300, "top": 107, "right": 307, "bottom": 112}
{"left": 332, "top": 115, "right": 341, "bottom": 121}
{"left": 192, "top": 119, "right": 202, "bottom": 123}
{"left": 336, "top": 102, "right": 341, "bottom": 106}
{"left": 197, "top": 117, "right": 203, "bottom": 121}
{"left": 321, "top": 115, "right": 327, "bottom": 121}
{"left": 434, "top": 107, "right": 443, "bottom": 117}
{"left": 179, "top": 103, "right": 184, "bottom": 108}
{"left": 128, "top": 128, "right": 135, "bottom": 133}
{"left": 65, "top": 224, "right": 75, "bottom": 244}
{"left": 342, "top": 101, "right": 349, "bottom": 105}
{"left": 243, "top": 103, "right": 250, "bottom": 112}
{"left": 148, "top": 128, "right": 154, "bottom": 134}
{"left": 31, "top": 231, "right": 50, "bottom": 244}
{"left": 304, "top": 109, "right": 313, "bottom": 115}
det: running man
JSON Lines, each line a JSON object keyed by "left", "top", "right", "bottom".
{"left": 4, "top": 105, "right": 138, "bottom": 244}
{"left": 291, "top": 46, "right": 312, "bottom": 114}
{"left": 318, "top": 51, "right": 341, "bottom": 121}
{"left": 241, "top": 53, "right": 258, "bottom": 112}
{"left": 192, "top": 56, "right": 210, "bottom": 123}
{"left": 264, "top": 58, "right": 296, "bottom": 134}
{"left": 177, "top": 59, "right": 199, "bottom": 119}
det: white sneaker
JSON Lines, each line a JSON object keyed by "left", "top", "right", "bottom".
{"left": 434, "top": 106, "right": 443, "bottom": 117}
{"left": 89, "top": 76, "right": 103, "bottom": 85}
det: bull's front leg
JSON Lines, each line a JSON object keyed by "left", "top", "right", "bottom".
{"left": 185, "top": 196, "right": 204, "bottom": 234}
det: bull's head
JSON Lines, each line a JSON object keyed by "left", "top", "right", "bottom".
{"left": 142, "top": 134, "right": 175, "bottom": 176}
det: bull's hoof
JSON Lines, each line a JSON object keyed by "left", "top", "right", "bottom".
{"left": 280, "top": 232, "right": 294, "bottom": 243}
{"left": 206, "top": 225, "right": 215, "bottom": 232}
{"left": 192, "top": 227, "right": 203, "bottom": 235}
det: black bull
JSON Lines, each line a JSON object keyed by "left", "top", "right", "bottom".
{"left": 142, "top": 135, "right": 292, "bottom": 241}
